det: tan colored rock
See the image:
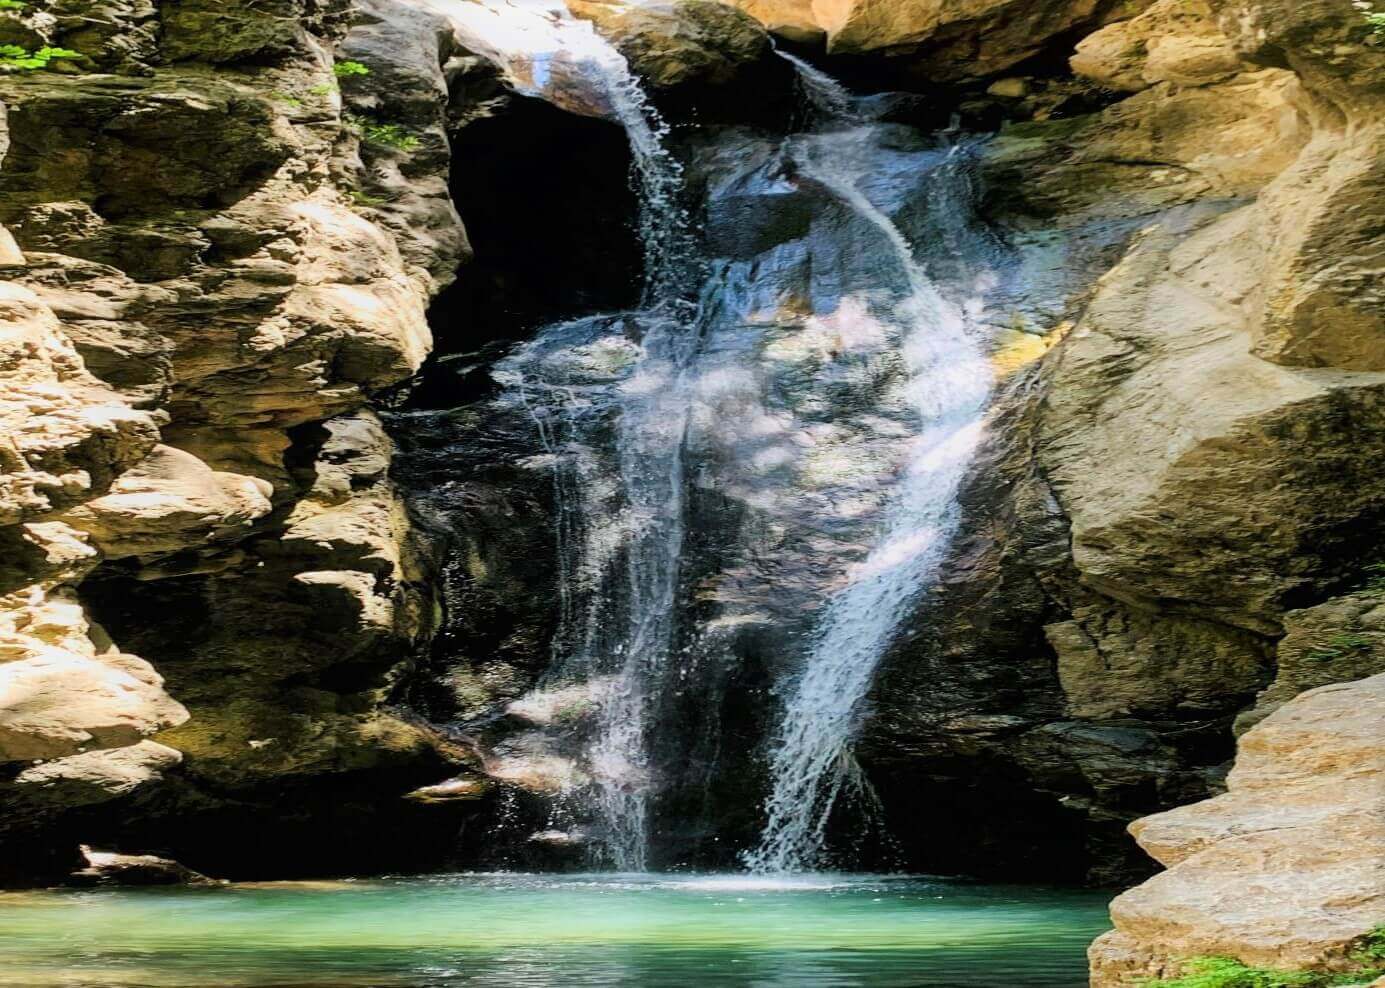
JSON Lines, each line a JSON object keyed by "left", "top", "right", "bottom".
{"left": 722, "top": 0, "right": 822, "bottom": 42}
{"left": 58, "top": 445, "right": 273, "bottom": 560}
{"left": 405, "top": 775, "right": 490, "bottom": 804}
{"left": 722, "top": 0, "right": 1150, "bottom": 80}
{"left": 1072, "top": 0, "right": 1244, "bottom": 92}
{"left": 71, "top": 846, "right": 219, "bottom": 887}
{"left": 14, "top": 740, "right": 182, "bottom": 806}
{"left": 1090, "top": 675, "right": 1385, "bottom": 986}
{"left": 1039, "top": 203, "right": 1385, "bottom": 633}
{"left": 567, "top": 0, "right": 772, "bottom": 88}
{"left": 1047, "top": 605, "right": 1267, "bottom": 719}
{"left": 1237, "top": 592, "right": 1385, "bottom": 733}
{"left": 1251, "top": 125, "right": 1385, "bottom": 371}
{"left": 0, "top": 647, "right": 188, "bottom": 762}
{"left": 0, "top": 281, "right": 160, "bottom": 526}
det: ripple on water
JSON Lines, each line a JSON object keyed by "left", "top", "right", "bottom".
{"left": 0, "top": 873, "right": 1112, "bottom": 988}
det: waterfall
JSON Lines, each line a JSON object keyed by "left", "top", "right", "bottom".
{"left": 744, "top": 69, "right": 994, "bottom": 873}
{"left": 484, "top": 2, "right": 702, "bottom": 871}
{"left": 775, "top": 49, "right": 859, "bottom": 124}
{"left": 422, "top": 16, "right": 1004, "bottom": 873}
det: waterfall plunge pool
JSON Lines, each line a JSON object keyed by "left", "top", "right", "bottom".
{"left": 0, "top": 873, "right": 1111, "bottom": 986}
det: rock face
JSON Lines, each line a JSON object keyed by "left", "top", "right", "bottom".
{"left": 0, "top": 0, "right": 1381, "bottom": 933}
{"left": 1089, "top": 674, "right": 1385, "bottom": 986}
{"left": 0, "top": 0, "right": 484, "bottom": 882}
{"left": 863, "top": 0, "right": 1385, "bottom": 884}
{"left": 720, "top": 0, "right": 1151, "bottom": 80}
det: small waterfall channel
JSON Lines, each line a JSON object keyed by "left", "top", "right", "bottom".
{"left": 745, "top": 55, "right": 993, "bottom": 872}
{"left": 397, "top": 19, "right": 1008, "bottom": 872}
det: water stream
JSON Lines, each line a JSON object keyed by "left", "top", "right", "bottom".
{"left": 746, "top": 59, "right": 994, "bottom": 872}
{"left": 399, "top": 24, "right": 1006, "bottom": 872}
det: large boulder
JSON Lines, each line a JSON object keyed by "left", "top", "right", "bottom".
{"left": 567, "top": 0, "right": 772, "bottom": 87}
{"left": 721, "top": 0, "right": 1153, "bottom": 81}
{"left": 1089, "top": 674, "right": 1385, "bottom": 986}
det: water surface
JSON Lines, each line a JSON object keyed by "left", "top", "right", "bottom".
{"left": 0, "top": 873, "right": 1111, "bottom": 987}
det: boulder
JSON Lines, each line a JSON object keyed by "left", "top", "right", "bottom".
{"left": 567, "top": 0, "right": 772, "bottom": 88}
{"left": 70, "top": 846, "right": 220, "bottom": 887}
{"left": 1090, "top": 674, "right": 1385, "bottom": 985}
{"left": 1072, "top": 0, "right": 1245, "bottom": 91}
{"left": 0, "top": 648, "right": 188, "bottom": 762}
{"left": 721, "top": 0, "right": 1154, "bottom": 81}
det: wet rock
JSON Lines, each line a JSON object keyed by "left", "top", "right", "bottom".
{"left": 70, "top": 845, "right": 220, "bottom": 887}
{"left": 405, "top": 775, "right": 491, "bottom": 804}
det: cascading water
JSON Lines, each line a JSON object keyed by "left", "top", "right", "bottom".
{"left": 743, "top": 62, "right": 994, "bottom": 873}
{"left": 481, "top": 2, "right": 703, "bottom": 870}
{"left": 401, "top": 24, "right": 1008, "bottom": 873}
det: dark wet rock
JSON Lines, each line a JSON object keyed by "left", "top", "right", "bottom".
{"left": 69, "top": 845, "right": 221, "bottom": 887}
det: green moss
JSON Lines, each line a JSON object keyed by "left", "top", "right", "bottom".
{"left": 1304, "top": 632, "right": 1374, "bottom": 663}
{"left": 0, "top": 44, "right": 80, "bottom": 71}
{"left": 0, "top": 1, "right": 26, "bottom": 10}
{"left": 348, "top": 189, "right": 385, "bottom": 207}
{"left": 1147, "top": 928, "right": 1385, "bottom": 988}
{"left": 1356, "top": 563, "right": 1385, "bottom": 598}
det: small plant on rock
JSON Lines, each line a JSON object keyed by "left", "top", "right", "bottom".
{"left": 1354, "top": 1, "right": 1385, "bottom": 36}
{"left": 333, "top": 59, "right": 370, "bottom": 78}
{"left": 345, "top": 112, "right": 420, "bottom": 151}
{"left": 1304, "top": 632, "right": 1373, "bottom": 664}
{"left": 0, "top": 44, "right": 80, "bottom": 71}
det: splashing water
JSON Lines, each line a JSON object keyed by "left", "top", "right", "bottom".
{"left": 745, "top": 72, "right": 993, "bottom": 874}
{"left": 775, "top": 49, "right": 860, "bottom": 124}
{"left": 485, "top": 1, "right": 702, "bottom": 870}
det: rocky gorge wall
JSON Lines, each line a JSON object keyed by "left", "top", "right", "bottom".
{"left": 0, "top": 0, "right": 1383, "bottom": 979}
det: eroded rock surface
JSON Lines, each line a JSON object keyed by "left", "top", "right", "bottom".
{"left": 0, "top": 0, "right": 477, "bottom": 882}
{"left": 1090, "top": 674, "right": 1385, "bottom": 986}
{"left": 865, "top": 0, "right": 1385, "bottom": 885}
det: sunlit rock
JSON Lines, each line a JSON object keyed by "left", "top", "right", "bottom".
{"left": 1090, "top": 675, "right": 1385, "bottom": 985}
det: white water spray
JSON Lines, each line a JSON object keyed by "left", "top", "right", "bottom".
{"left": 746, "top": 72, "right": 993, "bottom": 874}
{"left": 479, "top": 0, "right": 701, "bottom": 871}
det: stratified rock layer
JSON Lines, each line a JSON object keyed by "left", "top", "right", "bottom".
{"left": 1090, "top": 674, "right": 1385, "bottom": 986}
{"left": 0, "top": 0, "right": 477, "bottom": 882}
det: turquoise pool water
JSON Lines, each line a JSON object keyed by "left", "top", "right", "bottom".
{"left": 0, "top": 873, "right": 1112, "bottom": 986}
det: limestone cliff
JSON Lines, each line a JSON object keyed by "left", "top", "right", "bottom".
{"left": 0, "top": 0, "right": 478, "bottom": 882}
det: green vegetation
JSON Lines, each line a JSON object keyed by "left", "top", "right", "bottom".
{"left": 1356, "top": 562, "right": 1385, "bottom": 597}
{"left": 333, "top": 59, "right": 370, "bottom": 78}
{"left": 271, "top": 91, "right": 304, "bottom": 108}
{"left": 348, "top": 189, "right": 385, "bottom": 207}
{"left": 1304, "top": 632, "right": 1374, "bottom": 664}
{"left": 345, "top": 112, "right": 420, "bottom": 151}
{"left": 0, "top": 1, "right": 27, "bottom": 11}
{"left": 0, "top": 44, "right": 80, "bottom": 71}
{"left": 1357, "top": 1, "right": 1385, "bottom": 36}
{"left": 553, "top": 698, "right": 595, "bottom": 725}
{"left": 1147, "top": 929, "right": 1385, "bottom": 988}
